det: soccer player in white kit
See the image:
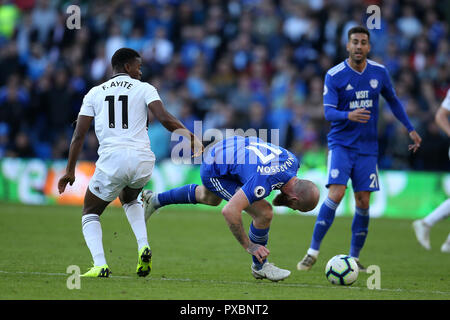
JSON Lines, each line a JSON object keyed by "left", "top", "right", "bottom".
{"left": 413, "top": 88, "right": 450, "bottom": 253}
{"left": 58, "top": 48, "right": 203, "bottom": 277}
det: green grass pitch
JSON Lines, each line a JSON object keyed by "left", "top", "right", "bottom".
{"left": 0, "top": 202, "right": 449, "bottom": 300}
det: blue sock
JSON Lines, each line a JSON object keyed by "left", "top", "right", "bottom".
{"left": 248, "top": 221, "right": 269, "bottom": 270}
{"left": 350, "top": 207, "right": 370, "bottom": 258}
{"left": 157, "top": 184, "right": 198, "bottom": 207}
{"left": 310, "top": 197, "right": 339, "bottom": 251}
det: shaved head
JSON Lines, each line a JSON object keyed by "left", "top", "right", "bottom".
{"left": 292, "top": 179, "right": 320, "bottom": 212}
{"left": 273, "top": 178, "right": 320, "bottom": 212}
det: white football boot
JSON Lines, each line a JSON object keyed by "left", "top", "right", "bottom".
{"left": 251, "top": 262, "right": 291, "bottom": 282}
{"left": 141, "top": 190, "right": 159, "bottom": 222}
{"left": 297, "top": 254, "right": 317, "bottom": 271}
{"left": 440, "top": 234, "right": 450, "bottom": 253}
{"left": 412, "top": 219, "right": 431, "bottom": 250}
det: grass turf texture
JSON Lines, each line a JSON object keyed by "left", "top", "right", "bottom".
{"left": 0, "top": 202, "right": 449, "bottom": 300}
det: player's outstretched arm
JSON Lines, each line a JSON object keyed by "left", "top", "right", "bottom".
{"left": 148, "top": 100, "right": 203, "bottom": 157}
{"left": 58, "top": 115, "right": 93, "bottom": 194}
{"left": 221, "top": 189, "right": 270, "bottom": 263}
{"left": 435, "top": 107, "right": 450, "bottom": 138}
{"left": 380, "top": 70, "right": 422, "bottom": 152}
{"left": 384, "top": 95, "right": 422, "bottom": 153}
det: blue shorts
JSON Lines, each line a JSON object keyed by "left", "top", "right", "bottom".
{"left": 326, "top": 146, "right": 379, "bottom": 192}
{"left": 200, "top": 164, "right": 241, "bottom": 201}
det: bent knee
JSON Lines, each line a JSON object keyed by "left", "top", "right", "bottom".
{"left": 206, "top": 195, "right": 222, "bottom": 206}
{"left": 256, "top": 204, "right": 274, "bottom": 226}
{"left": 328, "top": 185, "right": 346, "bottom": 203}
{"left": 263, "top": 209, "right": 274, "bottom": 223}
{"left": 196, "top": 186, "right": 222, "bottom": 206}
{"left": 355, "top": 192, "right": 371, "bottom": 209}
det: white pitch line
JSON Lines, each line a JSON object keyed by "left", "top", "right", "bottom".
{"left": 0, "top": 270, "right": 449, "bottom": 296}
{"left": 0, "top": 270, "right": 133, "bottom": 279}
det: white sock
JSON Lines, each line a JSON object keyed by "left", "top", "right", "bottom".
{"left": 307, "top": 248, "right": 319, "bottom": 258}
{"left": 82, "top": 214, "right": 107, "bottom": 266}
{"left": 444, "top": 233, "right": 450, "bottom": 244}
{"left": 423, "top": 199, "right": 450, "bottom": 227}
{"left": 123, "top": 200, "right": 149, "bottom": 251}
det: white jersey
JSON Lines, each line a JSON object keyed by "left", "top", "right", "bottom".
{"left": 442, "top": 89, "right": 450, "bottom": 111}
{"left": 79, "top": 73, "right": 160, "bottom": 156}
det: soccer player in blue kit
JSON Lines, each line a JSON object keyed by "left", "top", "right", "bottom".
{"left": 297, "top": 26, "right": 422, "bottom": 271}
{"left": 141, "top": 135, "right": 320, "bottom": 281}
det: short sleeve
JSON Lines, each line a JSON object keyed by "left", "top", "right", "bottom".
{"left": 323, "top": 73, "right": 338, "bottom": 108}
{"left": 79, "top": 89, "right": 95, "bottom": 117}
{"left": 240, "top": 175, "right": 271, "bottom": 204}
{"left": 441, "top": 89, "right": 450, "bottom": 111}
{"left": 144, "top": 83, "right": 161, "bottom": 105}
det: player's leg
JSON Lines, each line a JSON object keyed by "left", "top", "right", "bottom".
{"left": 413, "top": 199, "right": 450, "bottom": 250}
{"left": 141, "top": 184, "right": 213, "bottom": 220}
{"left": 297, "top": 184, "right": 346, "bottom": 271}
{"left": 120, "top": 186, "right": 149, "bottom": 251}
{"left": 298, "top": 147, "right": 353, "bottom": 271}
{"left": 195, "top": 185, "right": 223, "bottom": 206}
{"left": 423, "top": 199, "right": 450, "bottom": 226}
{"left": 310, "top": 184, "right": 346, "bottom": 253}
{"left": 142, "top": 162, "right": 225, "bottom": 219}
{"left": 142, "top": 184, "right": 199, "bottom": 220}
{"left": 154, "top": 184, "right": 199, "bottom": 208}
{"left": 351, "top": 191, "right": 371, "bottom": 271}
{"left": 245, "top": 200, "right": 290, "bottom": 281}
{"left": 80, "top": 151, "right": 130, "bottom": 277}
{"left": 151, "top": 160, "right": 225, "bottom": 208}
{"left": 120, "top": 186, "right": 153, "bottom": 277}
{"left": 441, "top": 233, "right": 450, "bottom": 253}
{"left": 124, "top": 151, "right": 156, "bottom": 276}
{"left": 80, "top": 187, "right": 112, "bottom": 277}
{"left": 350, "top": 154, "right": 379, "bottom": 271}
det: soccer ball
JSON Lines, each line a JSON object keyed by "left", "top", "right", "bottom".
{"left": 325, "top": 254, "right": 359, "bottom": 286}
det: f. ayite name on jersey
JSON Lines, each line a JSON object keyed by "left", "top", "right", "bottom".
{"left": 102, "top": 80, "right": 134, "bottom": 90}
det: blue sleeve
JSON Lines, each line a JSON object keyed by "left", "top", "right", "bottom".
{"left": 381, "top": 69, "right": 415, "bottom": 132}
{"left": 324, "top": 105, "right": 349, "bottom": 121}
{"left": 323, "top": 73, "right": 349, "bottom": 121}
{"left": 323, "top": 73, "right": 338, "bottom": 108}
{"left": 240, "top": 175, "right": 271, "bottom": 204}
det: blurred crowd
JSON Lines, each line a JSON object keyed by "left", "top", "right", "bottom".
{"left": 0, "top": 0, "right": 449, "bottom": 171}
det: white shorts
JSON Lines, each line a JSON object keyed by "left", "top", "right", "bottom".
{"left": 88, "top": 148, "right": 155, "bottom": 202}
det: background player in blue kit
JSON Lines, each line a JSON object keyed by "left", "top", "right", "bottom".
{"left": 141, "top": 135, "right": 320, "bottom": 281}
{"left": 297, "top": 26, "right": 422, "bottom": 272}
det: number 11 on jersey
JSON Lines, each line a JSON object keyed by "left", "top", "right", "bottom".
{"left": 105, "top": 95, "right": 128, "bottom": 129}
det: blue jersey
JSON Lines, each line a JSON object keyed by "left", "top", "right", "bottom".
{"left": 201, "top": 136, "right": 299, "bottom": 204}
{"left": 323, "top": 59, "right": 413, "bottom": 156}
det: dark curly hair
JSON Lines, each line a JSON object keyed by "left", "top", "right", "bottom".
{"left": 111, "top": 48, "right": 140, "bottom": 70}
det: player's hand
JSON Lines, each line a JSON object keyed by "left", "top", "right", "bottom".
{"left": 191, "top": 135, "right": 204, "bottom": 158}
{"left": 246, "top": 241, "right": 270, "bottom": 264}
{"left": 408, "top": 130, "right": 422, "bottom": 153}
{"left": 348, "top": 108, "right": 371, "bottom": 123}
{"left": 58, "top": 173, "right": 75, "bottom": 194}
